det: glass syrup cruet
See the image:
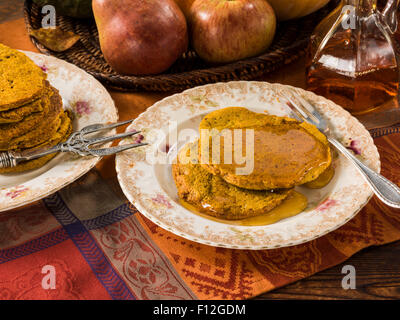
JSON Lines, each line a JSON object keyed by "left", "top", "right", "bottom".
{"left": 306, "top": 0, "right": 400, "bottom": 128}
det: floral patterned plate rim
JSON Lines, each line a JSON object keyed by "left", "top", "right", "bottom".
{"left": 0, "top": 51, "right": 118, "bottom": 212}
{"left": 116, "top": 81, "right": 380, "bottom": 250}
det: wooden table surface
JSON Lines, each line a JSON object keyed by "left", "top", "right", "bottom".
{"left": 2, "top": 0, "right": 400, "bottom": 300}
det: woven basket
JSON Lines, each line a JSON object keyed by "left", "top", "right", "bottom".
{"left": 24, "top": 0, "right": 335, "bottom": 92}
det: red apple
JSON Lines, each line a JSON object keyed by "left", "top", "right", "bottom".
{"left": 93, "top": 0, "right": 188, "bottom": 75}
{"left": 174, "top": 0, "right": 196, "bottom": 19}
{"left": 190, "top": 0, "right": 276, "bottom": 63}
{"left": 189, "top": 0, "right": 276, "bottom": 63}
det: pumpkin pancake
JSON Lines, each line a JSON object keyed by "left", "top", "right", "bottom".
{"left": 198, "top": 107, "right": 332, "bottom": 190}
{"left": 0, "top": 96, "right": 44, "bottom": 124}
{"left": 0, "top": 43, "right": 47, "bottom": 111}
{"left": 0, "top": 86, "right": 63, "bottom": 151}
{"left": 0, "top": 111, "right": 73, "bottom": 174}
{"left": 0, "top": 83, "right": 55, "bottom": 147}
{"left": 172, "top": 141, "right": 293, "bottom": 220}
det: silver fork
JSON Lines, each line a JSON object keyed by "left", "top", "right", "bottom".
{"left": 0, "top": 119, "right": 147, "bottom": 169}
{"left": 284, "top": 89, "right": 400, "bottom": 209}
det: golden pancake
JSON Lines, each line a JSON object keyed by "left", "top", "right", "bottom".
{"left": 0, "top": 83, "right": 55, "bottom": 146}
{"left": 0, "top": 86, "right": 63, "bottom": 151}
{"left": 199, "top": 107, "right": 332, "bottom": 190}
{"left": 29, "top": 110, "right": 73, "bottom": 150}
{"left": 0, "top": 111, "right": 73, "bottom": 174}
{"left": 172, "top": 141, "right": 293, "bottom": 220}
{"left": 0, "top": 96, "right": 44, "bottom": 124}
{"left": 0, "top": 43, "right": 47, "bottom": 111}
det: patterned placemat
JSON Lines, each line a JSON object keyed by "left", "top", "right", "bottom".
{"left": 0, "top": 133, "right": 399, "bottom": 299}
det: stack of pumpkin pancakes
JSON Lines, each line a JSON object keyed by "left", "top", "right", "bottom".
{"left": 0, "top": 43, "right": 73, "bottom": 174}
{"left": 172, "top": 107, "right": 334, "bottom": 221}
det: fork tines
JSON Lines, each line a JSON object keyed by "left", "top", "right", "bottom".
{"left": 80, "top": 119, "right": 134, "bottom": 135}
{"left": 283, "top": 88, "right": 327, "bottom": 131}
{"left": 65, "top": 119, "right": 147, "bottom": 157}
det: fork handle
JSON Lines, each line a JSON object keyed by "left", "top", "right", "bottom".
{"left": 328, "top": 137, "right": 400, "bottom": 208}
{"left": 0, "top": 152, "right": 16, "bottom": 168}
{"left": 0, "top": 146, "right": 61, "bottom": 169}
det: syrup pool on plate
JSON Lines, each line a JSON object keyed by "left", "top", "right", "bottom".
{"left": 179, "top": 191, "right": 308, "bottom": 227}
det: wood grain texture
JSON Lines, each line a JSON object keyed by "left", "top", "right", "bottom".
{"left": 0, "top": 0, "right": 23, "bottom": 23}
{"left": 256, "top": 241, "right": 400, "bottom": 299}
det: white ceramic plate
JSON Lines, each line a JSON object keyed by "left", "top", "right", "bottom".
{"left": 116, "top": 81, "right": 380, "bottom": 250}
{"left": 0, "top": 51, "right": 118, "bottom": 212}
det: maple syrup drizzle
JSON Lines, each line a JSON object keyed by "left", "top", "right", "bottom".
{"left": 179, "top": 191, "right": 308, "bottom": 227}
